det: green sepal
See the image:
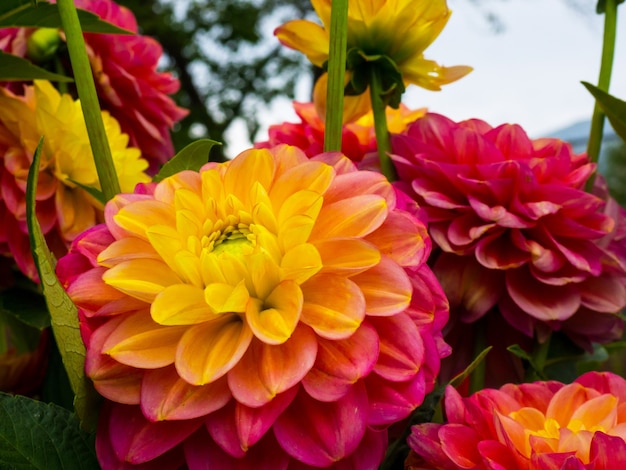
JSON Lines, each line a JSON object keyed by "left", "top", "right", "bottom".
{"left": 66, "top": 179, "right": 107, "bottom": 206}
{"left": 26, "top": 137, "right": 101, "bottom": 432}
{"left": 507, "top": 344, "right": 548, "bottom": 380}
{"left": 597, "top": 0, "right": 624, "bottom": 13}
{"left": 583, "top": 81, "right": 626, "bottom": 143}
{"left": 0, "top": 50, "right": 72, "bottom": 82}
{"left": 153, "top": 139, "right": 221, "bottom": 182}
{"left": 0, "top": 392, "right": 99, "bottom": 470}
{"left": 345, "top": 48, "right": 405, "bottom": 108}
{"left": 0, "top": 0, "right": 132, "bottom": 34}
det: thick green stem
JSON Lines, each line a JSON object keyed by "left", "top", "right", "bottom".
{"left": 57, "top": 0, "right": 120, "bottom": 200}
{"left": 369, "top": 67, "right": 396, "bottom": 181}
{"left": 323, "top": 0, "right": 348, "bottom": 153}
{"left": 586, "top": 0, "right": 618, "bottom": 191}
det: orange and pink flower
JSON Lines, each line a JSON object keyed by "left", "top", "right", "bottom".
{"left": 57, "top": 145, "right": 449, "bottom": 468}
{"left": 391, "top": 113, "right": 626, "bottom": 347}
{"left": 407, "top": 371, "right": 626, "bottom": 469}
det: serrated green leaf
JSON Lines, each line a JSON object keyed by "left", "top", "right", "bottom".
{"left": 67, "top": 179, "right": 106, "bottom": 206}
{"left": 0, "top": 393, "right": 98, "bottom": 470}
{"left": 153, "top": 139, "right": 221, "bottom": 182}
{"left": 0, "top": 51, "right": 72, "bottom": 82}
{"left": 0, "top": 287, "right": 50, "bottom": 330}
{"left": 0, "top": 1, "right": 132, "bottom": 34}
{"left": 597, "top": 0, "right": 625, "bottom": 13}
{"left": 448, "top": 346, "right": 492, "bottom": 389}
{"left": 582, "top": 81, "right": 626, "bottom": 142}
{"left": 26, "top": 138, "right": 100, "bottom": 432}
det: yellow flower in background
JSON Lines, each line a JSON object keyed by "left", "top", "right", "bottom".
{"left": 276, "top": 0, "right": 472, "bottom": 121}
{"left": 0, "top": 80, "right": 150, "bottom": 279}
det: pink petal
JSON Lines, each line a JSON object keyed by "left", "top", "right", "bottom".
{"left": 107, "top": 403, "right": 202, "bottom": 464}
{"left": 506, "top": 267, "right": 581, "bottom": 322}
{"left": 140, "top": 367, "right": 231, "bottom": 421}
{"left": 235, "top": 386, "right": 299, "bottom": 449}
{"left": 227, "top": 326, "right": 317, "bottom": 407}
{"left": 365, "top": 371, "right": 426, "bottom": 426}
{"left": 185, "top": 423, "right": 290, "bottom": 470}
{"left": 273, "top": 383, "right": 368, "bottom": 466}
{"left": 369, "top": 313, "right": 424, "bottom": 382}
{"left": 302, "top": 322, "right": 379, "bottom": 402}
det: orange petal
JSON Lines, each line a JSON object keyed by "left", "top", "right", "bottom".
{"left": 311, "top": 195, "right": 387, "bottom": 240}
{"left": 314, "top": 238, "right": 380, "bottom": 275}
{"left": 301, "top": 274, "right": 365, "bottom": 339}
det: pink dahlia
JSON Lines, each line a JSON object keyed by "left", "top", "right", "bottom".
{"left": 0, "top": 0, "right": 187, "bottom": 171}
{"left": 256, "top": 101, "right": 425, "bottom": 165}
{"left": 391, "top": 113, "right": 626, "bottom": 348}
{"left": 57, "top": 145, "right": 449, "bottom": 468}
{"left": 407, "top": 371, "right": 626, "bottom": 469}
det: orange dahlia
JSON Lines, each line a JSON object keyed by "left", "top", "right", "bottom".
{"left": 57, "top": 145, "right": 449, "bottom": 468}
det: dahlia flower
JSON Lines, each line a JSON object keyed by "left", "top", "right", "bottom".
{"left": 391, "top": 113, "right": 626, "bottom": 347}
{"left": 407, "top": 371, "right": 626, "bottom": 469}
{"left": 0, "top": 0, "right": 188, "bottom": 171}
{"left": 0, "top": 80, "right": 150, "bottom": 280}
{"left": 276, "top": 0, "right": 471, "bottom": 121}
{"left": 256, "top": 101, "right": 425, "bottom": 164}
{"left": 56, "top": 145, "right": 449, "bottom": 468}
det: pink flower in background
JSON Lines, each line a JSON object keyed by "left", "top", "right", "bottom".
{"left": 407, "top": 371, "right": 626, "bottom": 469}
{"left": 57, "top": 145, "right": 449, "bottom": 468}
{"left": 0, "top": 0, "right": 187, "bottom": 171}
{"left": 391, "top": 113, "right": 626, "bottom": 348}
{"left": 257, "top": 101, "right": 425, "bottom": 165}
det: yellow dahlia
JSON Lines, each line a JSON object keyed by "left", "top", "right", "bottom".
{"left": 0, "top": 80, "right": 150, "bottom": 279}
{"left": 276, "top": 0, "right": 472, "bottom": 121}
{"left": 57, "top": 145, "right": 450, "bottom": 468}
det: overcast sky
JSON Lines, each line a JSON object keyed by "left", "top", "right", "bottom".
{"left": 226, "top": 0, "right": 626, "bottom": 156}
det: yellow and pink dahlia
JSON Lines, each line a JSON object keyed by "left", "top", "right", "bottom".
{"left": 407, "top": 371, "right": 626, "bottom": 469}
{"left": 0, "top": 0, "right": 188, "bottom": 171}
{"left": 57, "top": 145, "right": 449, "bottom": 468}
{"left": 0, "top": 80, "right": 150, "bottom": 280}
{"left": 391, "top": 113, "right": 626, "bottom": 348}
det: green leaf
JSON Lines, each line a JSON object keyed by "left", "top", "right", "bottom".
{"left": 153, "top": 139, "right": 221, "bottom": 182}
{"left": 0, "top": 1, "right": 133, "bottom": 34}
{"left": 0, "top": 50, "right": 73, "bottom": 82}
{"left": 67, "top": 179, "right": 106, "bottom": 206}
{"left": 0, "top": 393, "right": 98, "bottom": 470}
{"left": 0, "top": 311, "right": 42, "bottom": 355}
{"left": 597, "top": 0, "right": 625, "bottom": 13}
{"left": 0, "top": 287, "right": 50, "bottom": 330}
{"left": 582, "top": 81, "right": 626, "bottom": 142}
{"left": 449, "top": 346, "right": 492, "bottom": 389}
{"left": 26, "top": 138, "right": 101, "bottom": 432}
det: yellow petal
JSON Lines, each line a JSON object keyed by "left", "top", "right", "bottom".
{"left": 275, "top": 20, "right": 329, "bottom": 67}
{"left": 223, "top": 148, "right": 275, "bottom": 207}
{"left": 246, "top": 280, "right": 303, "bottom": 345}
{"left": 152, "top": 284, "right": 213, "bottom": 325}
{"left": 204, "top": 280, "right": 250, "bottom": 314}
{"left": 103, "top": 259, "right": 182, "bottom": 303}
{"left": 104, "top": 311, "right": 186, "bottom": 369}
{"left": 314, "top": 238, "right": 381, "bottom": 275}
{"left": 281, "top": 243, "right": 323, "bottom": 284}
{"left": 113, "top": 200, "right": 175, "bottom": 240}
{"left": 176, "top": 315, "right": 253, "bottom": 385}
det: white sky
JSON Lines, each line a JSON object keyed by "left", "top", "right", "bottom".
{"left": 226, "top": 0, "right": 626, "bottom": 157}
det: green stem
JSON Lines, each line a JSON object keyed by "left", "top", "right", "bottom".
{"left": 56, "top": 0, "right": 120, "bottom": 200}
{"left": 369, "top": 67, "right": 396, "bottom": 181}
{"left": 586, "top": 0, "right": 618, "bottom": 191}
{"left": 526, "top": 334, "right": 551, "bottom": 382}
{"left": 323, "top": 0, "right": 348, "bottom": 153}
{"left": 469, "top": 320, "right": 487, "bottom": 394}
